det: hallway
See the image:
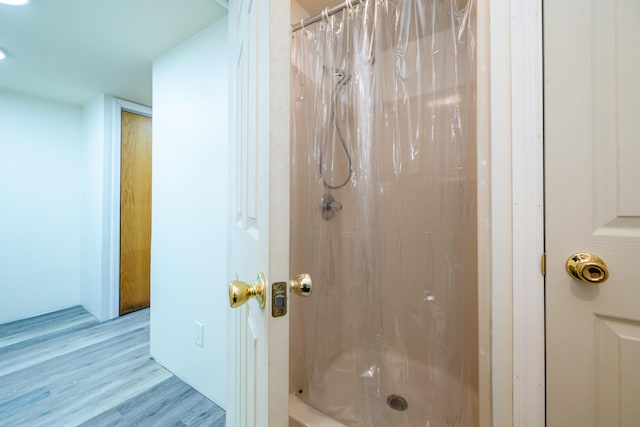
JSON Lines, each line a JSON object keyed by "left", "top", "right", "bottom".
{"left": 0, "top": 307, "right": 225, "bottom": 426}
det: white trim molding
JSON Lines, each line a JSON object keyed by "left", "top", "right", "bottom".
{"left": 106, "top": 98, "right": 152, "bottom": 319}
{"left": 488, "top": 0, "right": 514, "bottom": 424}
{"left": 510, "top": 0, "right": 545, "bottom": 425}
{"left": 475, "top": 1, "right": 492, "bottom": 425}
{"left": 486, "top": 0, "right": 545, "bottom": 425}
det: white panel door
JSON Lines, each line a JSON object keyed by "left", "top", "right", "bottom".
{"left": 226, "top": 0, "right": 291, "bottom": 426}
{"left": 545, "top": 0, "right": 640, "bottom": 426}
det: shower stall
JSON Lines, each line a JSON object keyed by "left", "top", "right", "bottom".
{"left": 290, "top": 0, "right": 478, "bottom": 426}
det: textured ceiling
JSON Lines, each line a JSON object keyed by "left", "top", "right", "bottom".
{"left": 0, "top": 0, "right": 227, "bottom": 106}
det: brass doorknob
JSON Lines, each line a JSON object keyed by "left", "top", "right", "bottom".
{"left": 290, "top": 273, "right": 312, "bottom": 297}
{"left": 565, "top": 252, "right": 609, "bottom": 284}
{"left": 229, "top": 273, "right": 266, "bottom": 309}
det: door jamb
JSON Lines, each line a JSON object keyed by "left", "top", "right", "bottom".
{"left": 106, "top": 98, "right": 152, "bottom": 319}
{"left": 510, "top": 0, "right": 545, "bottom": 424}
{"left": 487, "top": 0, "right": 545, "bottom": 425}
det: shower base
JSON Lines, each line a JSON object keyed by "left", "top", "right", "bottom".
{"left": 297, "top": 350, "right": 473, "bottom": 426}
{"left": 289, "top": 394, "right": 347, "bottom": 427}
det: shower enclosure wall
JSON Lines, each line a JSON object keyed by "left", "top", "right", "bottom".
{"left": 290, "top": 1, "right": 478, "bottom": 425}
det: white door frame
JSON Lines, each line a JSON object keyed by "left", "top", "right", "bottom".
{"left": 106, "top": 98, "right": 152, "bottom": 320}
{"left": 480, "top": 0, "right": 545, "bottom": 425}
{"left": 222, "top": 0, "right": 546, "bottom": 423}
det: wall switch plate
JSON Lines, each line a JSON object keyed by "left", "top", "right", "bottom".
{"left": 194, "top": 321, "right": 204, "bottom": 347}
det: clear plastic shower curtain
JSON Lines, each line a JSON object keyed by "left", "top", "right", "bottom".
{"left": 291, "top": 1, "right": 477, "bottom": 426}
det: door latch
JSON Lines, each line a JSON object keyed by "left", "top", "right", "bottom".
{"left": 272, "top": 282, "right": 287, "bottom": 317}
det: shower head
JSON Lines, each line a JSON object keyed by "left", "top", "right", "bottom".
{"left": 336, "top": 55, "right": 375, "bottom": 85}
{"left": 321, "top": 54, "right": 375, "bottom": 86}
{"left": 335, "top": 69, "right": 351, "bottom": 86}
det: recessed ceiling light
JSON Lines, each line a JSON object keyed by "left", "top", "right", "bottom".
{"left": 0, "top": 0, "right": 29, "bottom": 5}
{"left": 0, "top": 50, "right": 6, "bottom": 60}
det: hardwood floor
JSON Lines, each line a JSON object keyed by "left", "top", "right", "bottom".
{"left": 0, "top": 307, "right": 225, "bottom": 426}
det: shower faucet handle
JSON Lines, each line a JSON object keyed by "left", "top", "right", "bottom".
{"left": 321, "top": 193, "right": 342, "bottom": 220}
{"left": 290, "top": 273, "right": 313, "bottom": 297}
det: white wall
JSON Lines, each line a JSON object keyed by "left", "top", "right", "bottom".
{"left": 0, "top": 89, "right": 83, "bottom": 324}
{"left": 150, "top": 17, "right": 229, "bottom": 408}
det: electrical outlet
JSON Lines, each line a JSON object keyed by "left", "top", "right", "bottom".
{"left": 194, "top": 321, "right": 204, "bottom": 347}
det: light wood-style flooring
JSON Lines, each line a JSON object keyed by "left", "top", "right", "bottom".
{"left": 0, "top": 306, "right": 225, "bottom": 426}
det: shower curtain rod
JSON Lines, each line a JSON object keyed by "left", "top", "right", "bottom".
{"left": 291, "top": 0, "right": 366, "bottom": 33}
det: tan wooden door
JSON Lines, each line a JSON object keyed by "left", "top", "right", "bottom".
{"left": 119, "top": 110, "right": 152, "bottom": 315}
{"left": 545, "top": 0, "right": 640, "bottom": 425}
{"left": 226, "top": 0, "right": 291, "bottom": 425}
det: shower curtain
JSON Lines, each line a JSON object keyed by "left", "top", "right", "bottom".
{"left": 291, "top": 1, "right": 477, "bottom": 425}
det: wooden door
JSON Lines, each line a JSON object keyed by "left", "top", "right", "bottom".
{"left": 545, "top": 0, "right": 640, "bottom": 425}
{"left": 119, "top": 110, "right": 152, "bottom": 316}
{"left": 226, "top": 0, "right": 291, "bottom": 426}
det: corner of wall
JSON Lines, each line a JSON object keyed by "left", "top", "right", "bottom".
{"left": 149, "top": 17, "right": 229, "bottom": 408}
{"left": 80, "top": 95, "right": 105, "bottom": 320}
{"left": 79, "top": 94, "right": 119, "bottom": 322}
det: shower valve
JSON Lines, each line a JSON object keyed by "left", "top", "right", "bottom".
{"left": 321, "top": 193, "right": 342, "bottom": 220}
